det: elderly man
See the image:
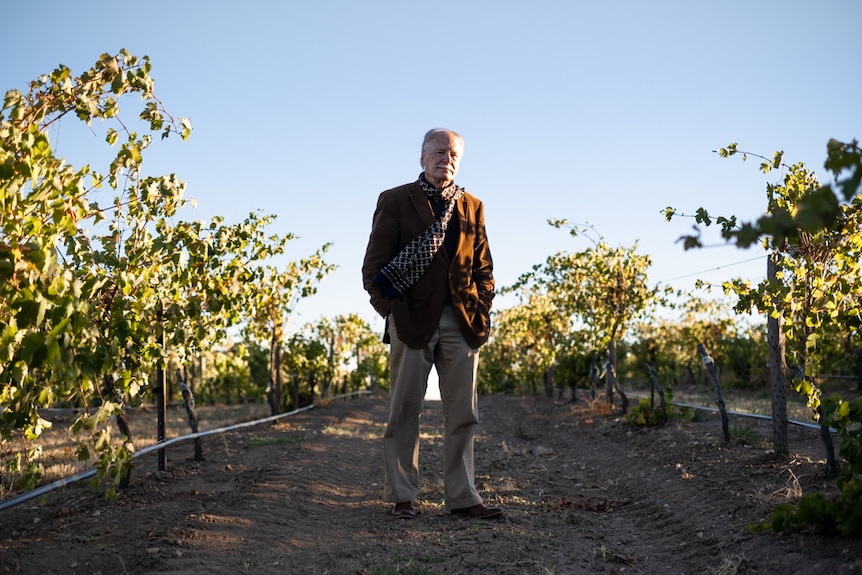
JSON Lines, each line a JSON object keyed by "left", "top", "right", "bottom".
{"left": 362, "top": 128, "right": 502, "bottom": 520}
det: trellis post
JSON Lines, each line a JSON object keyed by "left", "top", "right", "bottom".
{"left": 156, "top": 305, "right": 167, "bottom": 471}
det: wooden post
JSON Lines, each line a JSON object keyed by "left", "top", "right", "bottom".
{"left": 156, "top": 305, "right": 167, "bottom": 471}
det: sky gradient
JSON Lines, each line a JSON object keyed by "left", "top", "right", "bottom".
{"left": 2, "top": 0, "right": 859, "bottom": 337}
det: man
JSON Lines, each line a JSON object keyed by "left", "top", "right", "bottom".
{"left": 362, "top": 128, "right": 502, "bottom": 520}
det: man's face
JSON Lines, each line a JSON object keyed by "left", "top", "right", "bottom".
{"left": 421, "top": 132, "right": 463, "bottom": 188}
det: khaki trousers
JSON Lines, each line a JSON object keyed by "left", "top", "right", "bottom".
{"left": 383, "top": 304, "right": 482, "bottom": 510}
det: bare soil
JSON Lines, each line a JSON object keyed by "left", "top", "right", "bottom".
{"left": 1, "top": 392, "right": 860, "bottom": 575}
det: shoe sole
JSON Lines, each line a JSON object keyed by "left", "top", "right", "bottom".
{"left": 451, "top": 510, "right": 504, "bottom": 519}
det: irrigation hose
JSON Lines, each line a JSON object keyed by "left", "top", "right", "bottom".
{"left": 0, "top": 391, "right": 371, "bottom": 512}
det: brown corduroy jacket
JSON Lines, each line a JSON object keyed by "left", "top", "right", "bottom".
{"left": 361, "top": 181, "right": 494, "bottom": 350}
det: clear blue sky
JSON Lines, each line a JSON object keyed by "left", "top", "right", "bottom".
{"left": 3, "top": 1, "right": 859, "bottom": 335}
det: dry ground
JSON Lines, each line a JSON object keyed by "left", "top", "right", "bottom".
{"left": 1, "top": 392, "right": 860, "bottom": 575}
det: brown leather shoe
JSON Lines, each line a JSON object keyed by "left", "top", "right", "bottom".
{"left": 392, "top": 501, "right": 417, "bottom": 519}
{"left": 451, "top": 503, "right": 504, "bottom": 519}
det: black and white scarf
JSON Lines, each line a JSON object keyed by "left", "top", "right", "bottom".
{"left": 372, "top": 174, "right": 464, "bottom": 298}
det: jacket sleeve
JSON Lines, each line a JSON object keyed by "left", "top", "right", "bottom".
{"left": 362, "top": 191, "right": 399, "bottom": 317}
{"left": 472, "top": 200, "right": 495, "bottom": 321}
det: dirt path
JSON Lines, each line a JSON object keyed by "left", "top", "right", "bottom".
{"left": 1, "top": 393, "right": 859, "bottom": 574}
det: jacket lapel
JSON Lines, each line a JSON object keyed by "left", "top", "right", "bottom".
{"left": 410, "top": 183, "right": 436, "bottom": 228}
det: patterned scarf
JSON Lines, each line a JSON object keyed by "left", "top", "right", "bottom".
{"left": 372, "top": 174, "right": 464, "bottom": 298}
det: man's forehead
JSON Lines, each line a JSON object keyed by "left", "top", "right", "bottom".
{"left": 428, "top": 134, "right": 463, "bottom": 150}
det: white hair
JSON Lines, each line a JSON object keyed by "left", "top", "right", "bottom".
{"left": 421, "top": 128, "right": 463, "bottom": 152}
